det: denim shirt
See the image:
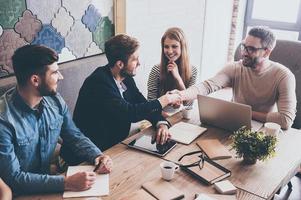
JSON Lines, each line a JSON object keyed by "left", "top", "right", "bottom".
{"left": 0, "top": 88, "right": 102, "bottom": 194}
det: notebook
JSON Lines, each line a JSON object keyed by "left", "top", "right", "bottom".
{"left": 63, "top": 165, "right": 109, "bottom": 198}
{"left": 197, "top": 139, "right": 232, "bottom": 160}
{"left": 169, "top": 122, "right": 207, "bottom": 144}
{"left": 197, "top": 95, "right": 263, "bottom": 132}
{"left": 181, "top": 157, "right": 231, "bottom": 185}
{"left": 142, "top": 179, "right": 185, "bottom": 200}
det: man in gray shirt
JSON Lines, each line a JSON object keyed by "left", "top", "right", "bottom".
{"left": 177, "top": 26, "right": 296, "bottom": 129}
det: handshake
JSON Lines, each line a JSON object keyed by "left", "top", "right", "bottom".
{"left": 158, "top": 89, "right": 183, "bottom": 108}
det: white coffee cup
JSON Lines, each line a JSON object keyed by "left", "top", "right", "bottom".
{"left": 264, "top": 122, "right": 281, "bottom": 136}
{"left": 160, "top": 161, "right": 179, "bottom": 181}
{"left": 182, "top": 106, "right": 193, "bottom": 119}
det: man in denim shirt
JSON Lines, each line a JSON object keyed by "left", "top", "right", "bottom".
{"left": 0, "top": 45, "right": 113, "bottom": 195}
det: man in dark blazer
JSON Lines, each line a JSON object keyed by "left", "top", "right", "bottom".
{"left": 73, "top": 34, "right": 180, "bottom": 151}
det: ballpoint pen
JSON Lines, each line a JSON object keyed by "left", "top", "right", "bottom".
{"left": 93, "top": 162, "right": 102, "bottom": 172}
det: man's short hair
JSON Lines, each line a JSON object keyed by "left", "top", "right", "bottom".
{"left": 12, "top": 45, "right": 58, "bottom": 86}
{"left": 105, "top": 34, "right": 139, "bottom": 67}
{"left": 248, "top": 26, "right": 276, "bottom": 50}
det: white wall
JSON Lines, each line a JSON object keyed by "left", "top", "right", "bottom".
{"left": 125, "top": 0, "right": 206, "bottom": 96}
{"left": 200, "top": 0, "right": 233, "bottom": 80}
{"left": 235, "top": 0, "right": 247, "bottom": 54}
{"left": 125, "top": 0, "right": 235, "bottom": 94}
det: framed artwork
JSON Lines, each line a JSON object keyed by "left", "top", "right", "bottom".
{"left": 0, "top": 0, "right": 114, "bottom": 78}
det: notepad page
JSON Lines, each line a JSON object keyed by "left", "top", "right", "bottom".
{"left": 169, "top": 122, "right": 207, "bottom": 144}
{"left": 63, "top": 165, "right": 109, "bottom": 198}
{"left": 251, "top": 120, "right": 263, "bottom": 132}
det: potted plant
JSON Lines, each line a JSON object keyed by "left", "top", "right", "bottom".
{"left": 231, "top": 126, "right": 277, "bottom": 164}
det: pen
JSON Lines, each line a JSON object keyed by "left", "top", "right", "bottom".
{"left": 93, "top": 162, "right": 102, "bottom": 172}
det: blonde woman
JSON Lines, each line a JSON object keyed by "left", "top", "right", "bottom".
{"left": 147, "top": 27, "right": 197, "bottom": 117}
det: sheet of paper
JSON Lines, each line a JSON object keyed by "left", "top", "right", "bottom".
{"left": 63, "top": 165, "right": 109, "bottom": 198}
{"left": 251, "top": 120, "right": 263, "bottom": 132}
{"left": 169, "top": 122, "right": 207, "bottom": 144}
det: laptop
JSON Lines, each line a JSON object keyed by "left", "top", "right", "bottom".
{"left": 197, "top": 95, "right": 263, "bottom": 132}
{"left": 127, "top": 134, "right": 177, "bottom": 157}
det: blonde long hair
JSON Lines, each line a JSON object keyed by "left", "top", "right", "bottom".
{"left": 160, "top": 27, "right": 191, "bottom": 95}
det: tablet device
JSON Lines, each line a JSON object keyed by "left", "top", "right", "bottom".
{"left": 127, "top": 135, "right": 177, "bottom": 157}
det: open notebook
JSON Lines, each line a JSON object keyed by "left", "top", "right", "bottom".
{"left": 169, "top": 122, "right": 207, "bottom": 144}
{"left": 63, "top": 165, "right": 109, "bottom": 198}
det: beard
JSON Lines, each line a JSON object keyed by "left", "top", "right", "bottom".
{"left": 38, "top": 81, "right": 57, "bottom": 96}
{"left": 242, "top": 55, "right": 259, "bottom": 69}
{"left": 120, "top": 67, "right": 135, "bottom": 78}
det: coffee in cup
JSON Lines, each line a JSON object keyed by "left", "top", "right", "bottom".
{"left": 182, "top": 106, "right": 193, "bottom": 119}
{"left": 160, "top": 161, "right": 179, "bottom": 181}
{"left": 264, "top": 122, "right": 281, "bottom": 137}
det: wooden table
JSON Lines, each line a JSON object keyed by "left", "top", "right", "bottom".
{"left": 15, "top": 107, "right": 301, "bottom": 200}
{"left": 120, "top": 109, "right": 301, "bottom": 200}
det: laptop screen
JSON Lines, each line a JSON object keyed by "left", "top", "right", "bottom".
{"left": 197, "top": 95, "right": 252, "bottom": 132}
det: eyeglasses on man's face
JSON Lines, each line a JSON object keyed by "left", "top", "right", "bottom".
{"left": 178, "top": 150, "right": 205, "bottom": 170}
{"left": 240, "top": 43, "right": 266, "bottom": 54}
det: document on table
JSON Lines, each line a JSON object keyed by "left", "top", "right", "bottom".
{"left": 169, "top": 121, "right": 207, "bottom": 144}
{"left": 63, "top": 165, "right": 109, "bottom": 198}
{"left": 251, "top": 120, "right": 263, "bottom": 132}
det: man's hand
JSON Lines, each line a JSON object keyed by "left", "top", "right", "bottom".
{"left": 64, "top": 172, "right": 96, "bottom": 191}
{"left": 161, "top": 111, "right": 170, "bottom": 118}
{"left": 169, "top": 89, "right": 181, "bottom": 95}
{"left": 156, "top": 124, "right": 171, "bottom": 145}
{"left": 168, "top": 89, "right": 182, "bottom": 108}
{"left": 158, "top": 92, "right": 182, "bottom": 108}
{"left": 94, "top": 155, "right": 113, "bottom": 174}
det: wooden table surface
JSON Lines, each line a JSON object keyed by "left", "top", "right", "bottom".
{"left": 15, "top": 107, "right": 301, "bottom": 200}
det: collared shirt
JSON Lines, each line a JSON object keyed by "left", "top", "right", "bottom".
{"left": 0, "top": 88, "right": 102, "bottom": 194}
{"left": 113, "top": 77, "right": 169, "bottom": 130}
{"left": 113, "top": 78, "right": 127, "bottom": 98}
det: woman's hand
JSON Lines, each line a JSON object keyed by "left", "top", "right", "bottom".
{"left": 167, "top": 61, "right": 181, "bottom": 80}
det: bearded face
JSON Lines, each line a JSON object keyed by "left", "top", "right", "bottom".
{"left": 119, "top": 51, "right": 140, "bottom": 78}
{"left": 36, "top": 62, "right": 63, "bottom": 97}
{"left": 120, "top": 65, "right": 136, "bottom": 78}
{"left": 242, "top": 54, "right": 259, "bottom": 69}
{"left": 37, "top": 79, "right": 57, "bottom": 96}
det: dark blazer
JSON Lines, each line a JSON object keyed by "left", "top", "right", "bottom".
{"left": 73, "top": 65, "right": 166, "bottom": 151}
